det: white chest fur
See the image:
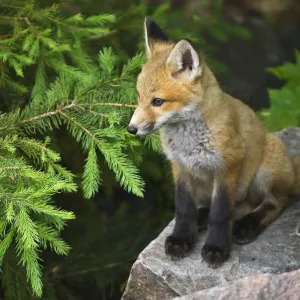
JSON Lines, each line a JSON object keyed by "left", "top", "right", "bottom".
{"left": 160, "top": 114, "right": 223, "bottom": 178}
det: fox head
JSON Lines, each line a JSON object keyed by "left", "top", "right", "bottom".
{"left": 128, "top": 18, "right": 210, "bottom": 136}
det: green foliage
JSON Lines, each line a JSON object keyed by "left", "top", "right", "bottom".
{"left": 0, "top": 45, "right": 150, "bottom": 291}
{"left": 0, "top": 0, "right": 116, "bottom": 99}
{"left": 0, "top": 1, "right": 161, "bottom": 297}
{"left": 0, "top": 134, "right": 76, "bottom": 297}
{"left": 259, "top": 50, "right": 300, "bottom": 131}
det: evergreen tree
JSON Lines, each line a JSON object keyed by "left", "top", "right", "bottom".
{"left": 0, "top": 1, "right": 162, "bottom": 297}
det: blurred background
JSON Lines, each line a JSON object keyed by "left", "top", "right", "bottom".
{"left": 1, "top": 0, "right": 300, "bottom": 299}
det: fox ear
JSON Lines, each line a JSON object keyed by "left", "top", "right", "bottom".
{"left": 144, "top": 17, "right": 169, "bottom": 56}
{"left": 166, "top": 40, "right": 201, "bottom": 81}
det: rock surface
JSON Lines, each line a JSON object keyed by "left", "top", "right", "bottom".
{"left": 122, "top": 199, "right": 300, "bottom": 300}
{"left": 276, "top": 127, "right": 300, "bottom": 157}
{"left": 174, "top": 269, "right": 300, "bottom": 300}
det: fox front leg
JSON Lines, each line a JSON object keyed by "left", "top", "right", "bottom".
{"left": 165, "top": 178, "right": 198, "bottom": 260}
{"left": 201, "top": 175, "right": 237, "bottom": 268}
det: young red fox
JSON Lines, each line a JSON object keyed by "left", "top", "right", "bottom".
{"left": 128, "top": 18, "right": 300, "bottom": 268}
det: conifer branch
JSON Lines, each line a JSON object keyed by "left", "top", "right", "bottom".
{"left": 47, "top": 17, "right": 83, "bottom": 32}
{"left": 84, "top": 103, "right": 136, "bottom": 108}
{"left": 0, "top": 1, "right": 150, "bottom": 297}
{"left": 21, "top": 101, "right": 77, "bottom": 124}
{"left": 0, "top": 3, "right": 22, "bottom": 9}
{"left": 20, "top": 101, "right": 134, "bottom": 127}
{"left": 88, "top": 29, "right": 118, "bottom": 40}
{"left": 0, "top": 166, "right": 24, "bottom": 170}
{"left": 86, "top": 109, "right": 109, "bottom": 118}
{"left": 59, "top": 110, "right": 98, "bottom": 142}
{"left": 0, "top": 16, "right": 27, "bottom": 20}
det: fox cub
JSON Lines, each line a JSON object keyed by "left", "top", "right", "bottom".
{"left": 128, "top": 18, "right": 300, "bottom": 268}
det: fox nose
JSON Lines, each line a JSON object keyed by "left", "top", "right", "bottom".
{"left": 127, "top": 125, "right": 138, "bottom": 135}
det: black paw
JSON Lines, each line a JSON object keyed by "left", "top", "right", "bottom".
{"left": 201, "top": 244, "right": 229, "bottom": 268}
{"left": 233, "top": 214, "right": 262, "bottom": 244}
{"left": 165, "top": 235, "right": 196, "bottom": 260}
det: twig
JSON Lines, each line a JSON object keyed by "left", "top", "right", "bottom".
{"left": 86, "top": 109, "right": 109, "bottom": 118}
{"left": 0, "top": 3, "right": 22, "bottom": 9}
{"left": 83, "top": 103, "right": 136, "bottom": 108}
{"left": 0, "top": 16, "right": 26, "bottom": 20}
{"left": 75, "top": 103, "right": 109, "bottom": 118}
{"left": 48, "top": 17, "right": 82, "bottom": 32}
{"left": 0, "top": 166, "right": 25, "bottom": 170}
{"left": 88, "top": 29, "right": 118, "bottom": 40}
{"left": 21, "top": 101, "right": 76, "bottom": 124}
{"left": 20, "top": 99, "right": 135, "bottom": 126}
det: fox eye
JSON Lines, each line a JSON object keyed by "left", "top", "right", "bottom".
{"left": 152, "top": 98, "right": 165, "bottom": 107}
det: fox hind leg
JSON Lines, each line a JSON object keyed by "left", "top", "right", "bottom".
{"left": 233, "top": 133, "right": 294, "bottom": 244}
{"left": 233, "top": 194, "right": 287, "bottom": 244}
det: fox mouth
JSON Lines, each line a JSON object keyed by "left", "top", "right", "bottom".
{"left": 129, "top": 111, "right": 178, "bottom": 136}
{"left": 136, "top": 123, "right": 156, "bottom": 136}
{"left": 136, "top": 113, "right": 176, "bottom": 136}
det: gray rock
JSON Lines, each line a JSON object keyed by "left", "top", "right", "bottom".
{"left": 276, "top": 127, "right": 300, "bottom": 157}
{"left": 122, "top": 128, "right": 300, "bottom": 300}
{"left": 122, "top": 199, "right": 300, "bottom": 300}
{"left": 174, "top": 269, "right": 300, "bottom": 300}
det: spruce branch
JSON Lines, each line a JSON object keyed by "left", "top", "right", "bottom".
{"left": 87, "top": 29, "right": 118, "bottom": 40}
{"left": 19, "top": 101, "right": 135, "bottom": 128}
{"left": 83, "top": 103, "right": 136, "bottom": 108}
{"left": 59, "top": 110, "right": 98, "bottom": 142}
{"left": 20, "top": 101, "right": 77, "bottom": 125}
{"left": 0, "top": 2, "right": 153, "bottom": 297}
{"left": 0, "top": 3, "right": 22, "bottom": 9}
